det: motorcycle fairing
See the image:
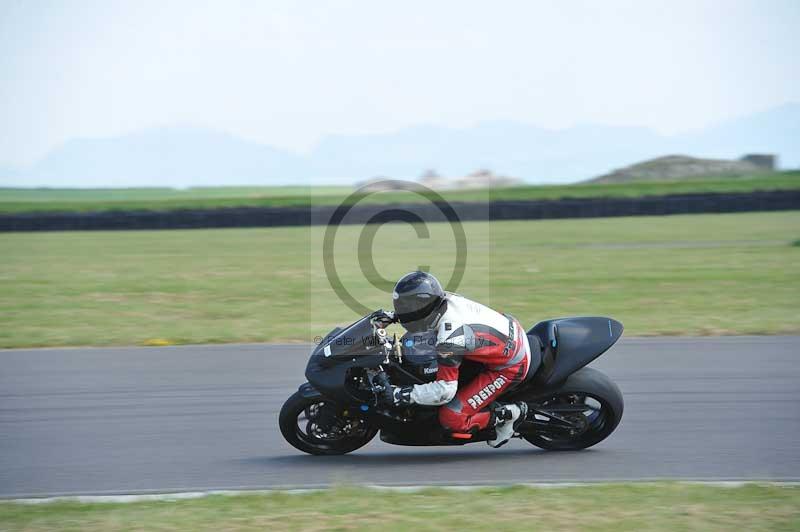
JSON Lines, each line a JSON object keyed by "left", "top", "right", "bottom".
{"left": 312, "top": 315, "right": 381, "bottom": 362}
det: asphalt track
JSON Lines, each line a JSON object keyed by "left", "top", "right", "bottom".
{"left": 1, "top": 336, "right": 798, "bottom": 497}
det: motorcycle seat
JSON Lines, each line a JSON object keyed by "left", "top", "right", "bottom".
{"left": 526, "top": 333, "right": 543, "bottom": 377}
{"left": 525, "top": 327, "right": 557, "bottom": 385}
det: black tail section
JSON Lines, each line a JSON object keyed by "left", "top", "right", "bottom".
{"left": 527, "top": 317, "right": 623, "bottom": 387}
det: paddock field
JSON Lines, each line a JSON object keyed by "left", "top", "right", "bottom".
{"left": 1, "top": 211, "right": 797, "bottom": 348}
{"left": 1, "top": 171, "right": 798, "bottom": 212}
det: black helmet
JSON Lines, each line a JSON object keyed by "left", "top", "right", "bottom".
{"left": 393, "top": 271, "right": 446, "bottom": 332}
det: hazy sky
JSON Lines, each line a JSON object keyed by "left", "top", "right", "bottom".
{"left": 1, "top": 0, "right": 798, "bottom": 166}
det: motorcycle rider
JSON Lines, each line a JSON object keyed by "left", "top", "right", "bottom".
{"left": 381, "top": 271, "right": 532, "bottom": 448}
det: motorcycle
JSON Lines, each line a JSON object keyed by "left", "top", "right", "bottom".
{"left": 279, "top": 310, "right": 624, "bottom": 455}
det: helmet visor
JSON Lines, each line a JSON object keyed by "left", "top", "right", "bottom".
{"left": 394, "top": 295, "right": 441, "bottom": 328}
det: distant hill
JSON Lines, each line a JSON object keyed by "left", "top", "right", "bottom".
{"left": 588, "top": 154, "right": 776, "bottom": 184}
{"left": 21, "top": 127, "right": 306, "bottom": 188}
{"left": 1, "top": 103, "right": 798, "bottom": 187}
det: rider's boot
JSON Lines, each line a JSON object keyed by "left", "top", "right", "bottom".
{"left": 487, "top": 401, "right": 528, "bottom": 448}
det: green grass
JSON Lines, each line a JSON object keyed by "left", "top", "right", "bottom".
{"left": 0, "top": 185, "right": 350, "bottom": 202}
{"left": 1, "top": 171, "right": 798, "bottom": 213}
{"left": 0, "top": 211, "right": 798, "bottom": 348}
{"left": 1, "top": 484, "right": 798, "bottom": 531}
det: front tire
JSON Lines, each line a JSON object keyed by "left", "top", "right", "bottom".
{"left": 520, "top": 367, "right": 623, "bottom": 451}
{"left": 279, "top": 391, "right": 377, "bottom": 455}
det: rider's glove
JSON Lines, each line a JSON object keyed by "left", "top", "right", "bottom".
{"left": 379, "top": 384, "right": 413, "bottom": 406}
{"left": 390, "top": 385, "right": 413, "bottom": 406}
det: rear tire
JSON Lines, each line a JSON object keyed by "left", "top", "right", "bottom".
{"left": 279, "top": 391, "right": 377, "bottom": 455}
{"left": 521, "top": 367, "right": 623, "bottom": 451}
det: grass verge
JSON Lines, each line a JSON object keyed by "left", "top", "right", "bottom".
{"left": 1, "top": 211, "right": 798, "bottom": 348}
{"left": 0, "top": 171, "right": 798, "bottom": 213}
{"left": 1, "top": 484, "right": 798, "bottom": 531}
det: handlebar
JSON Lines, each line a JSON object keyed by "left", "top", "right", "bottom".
{"left": 371, "top": 309, "right": 396, "bottom": 328}
{"left": 373, "top": 370, "right": 391, "bottom": 391}
{"left": 370, "top": 368, "right": 392, "bottom": 406}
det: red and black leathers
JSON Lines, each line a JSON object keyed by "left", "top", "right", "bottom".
{"left": 404, "top": 293, "right": 532, "bottom": 433}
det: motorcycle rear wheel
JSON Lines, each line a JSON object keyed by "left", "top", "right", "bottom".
{"left": 520, "top": 367, "right": 623, "bottom": 451}
{"left": 279, "top": 391, "right": 378, "bottom": 455}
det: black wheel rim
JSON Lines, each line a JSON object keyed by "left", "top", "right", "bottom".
{"left": 528, "top": 392, "right": 611, "bottom": 446}
{"left": 293, "top": 400, "right": 371, "bottom": 451}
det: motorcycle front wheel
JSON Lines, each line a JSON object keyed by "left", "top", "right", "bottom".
{"left": 279, "top": 391, "right": 378, "bottom": 455}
